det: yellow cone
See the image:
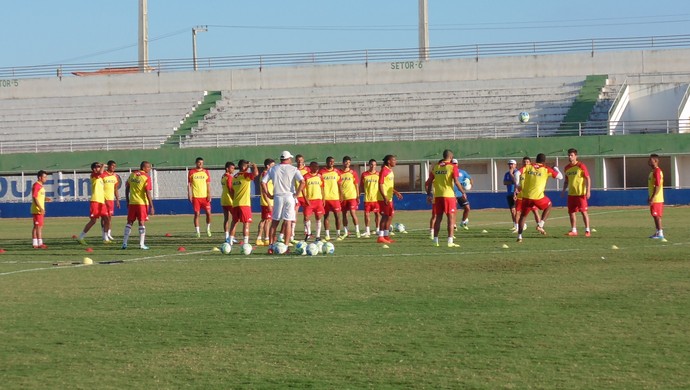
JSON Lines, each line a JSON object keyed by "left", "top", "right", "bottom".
{"left": 611, "top": 245, "right": 619, "bottom": 250}
{"left": 82, "top": 257, "right": 93, "bottom": 265}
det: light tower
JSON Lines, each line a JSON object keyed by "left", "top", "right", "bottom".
{"left": 418, "top": 0, "right": 429, "bottom": 61}
{"left": 138, "top": 0, "right": 149, "bottom": 72}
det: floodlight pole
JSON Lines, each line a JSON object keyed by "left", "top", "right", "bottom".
{"left": 138, "top": 0, "right": 149, "bottom": 72}
{"left": 192, "top": 25, "right": 208, "bottom": 71}
{"left": 418, "top": 0, "right": 429, "bottom": 61}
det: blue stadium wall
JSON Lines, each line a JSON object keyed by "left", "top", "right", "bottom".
{"left": 2, "top": 189, "right": 688, "bottom": 218}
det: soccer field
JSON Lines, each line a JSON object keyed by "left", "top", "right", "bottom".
{"left": 1, "top": 207, "right": 689, "bottom": 388}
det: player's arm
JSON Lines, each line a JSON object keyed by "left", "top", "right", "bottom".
{"left": 514, "top": 169, "right": 522, "bottom": 191}
{"left": 378, "top": 181, "right": 388, "bottom": 204}
{"left": 561, "top": 172, "right": 569, "bottom": 197}
{"left": 125, "top": 183, "right": 130, "bottom": 205}
{"left": 650, "top": 170, "right": 662, "bottom": 203}
{"left": 32, "top": 193, "right": 43, "bottom": 214}
{"left": 146, "top": 189, "right": 155, "bottom": 215}
{"left": 206, "top": 175, "right": 212, "bottom": 202}
{"left": 295, "top": 178, "right": 306, "bottom": 200}
{"left": 454, "top": 177, "right": 466, "bottom": 197}
{"left": 187, "top": 175, "right": 193, "bottom": 202}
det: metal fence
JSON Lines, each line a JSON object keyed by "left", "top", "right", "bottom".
{"left": 2, "top": 34, "right": 690, "bottom": 79}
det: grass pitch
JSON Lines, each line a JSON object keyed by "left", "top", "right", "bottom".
{"left": 1, "top": 206, "right": 689, "bottom": 388}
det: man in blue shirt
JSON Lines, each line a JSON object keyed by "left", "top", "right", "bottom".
{"left": 503, "top": 159, "right": 518, "bottom": 231}
{"left": 452, "top": 159, "right": 472, "bottom": 230}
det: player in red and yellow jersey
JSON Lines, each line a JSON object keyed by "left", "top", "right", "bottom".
{"left": 516, "top": 153, "right": 563, "bottom": 242}
{"left": 647, "top": 154, "right": 665, "bottom": 240}
{"left": 30, "top": 170, "right": 51, "bottom": 249}
{"left": 561, "top": 148, "right": 591, "bottom": 237}
{"left": 319, "top": 156, "right": 343, "bottom": 240}
{"left": 229, "top": 159, "right": 258, "bottom": 245}
{"left": 426, "top": 150, "right": 463, "bottom": 247}
{"left": 220, "top": 161, "right": 236, "bottom": 242}
{"left": 122, "top": 161, "right": 154, "bottom": 250}
{"left": 302, "top": 161, "right": 325, "bottom": 240}
{"left": 76, "top": 162, "right": 107, "bottom": 245}
{"left": 514, "top": 156, "right": 540, "bottom": 233}
{"left": 377, "top": 154, "right": 403, "bottom": 244}
{"left": 188, "top": 157, "right": 212, "bottom": 237}
{"left": 101, "top": 160, "right": 121, "bottom": 241}
{"left": 256, "top": 158, "right": 275, "bottom": 246}
{"left": 339, "top": 156, "right": 361, "bottom": 239}
{"left": 290, "top": 154, "right": 310, "bottom": 242}
{"left": 359, "top": 159, "right": 380, "bottom": 238}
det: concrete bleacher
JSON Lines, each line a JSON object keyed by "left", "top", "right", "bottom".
{"left": 181, "top": 77, "right": 584, "bottom": 148}
{"left": 0, "top": 92, "right": 205, "bottom": 152}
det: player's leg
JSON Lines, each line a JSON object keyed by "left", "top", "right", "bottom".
{"left": 223, "top": 207, "right": 231, "bottom": 242}
{"left": 323, "top": 209, "right": 332, "bottom": 240}
{"left": 349, "top": 208, "right": 360, "bottom": 238}
{"left": 340, "top": 206, "right": 349, "bottom": 238}
{"left": 205, "top": 203, "right": 212, "bottom": 237}
{"left": 581, "top": 211, "right": 591, "bottom": 236}
{"left": 461, "top": 202, "right": 470, "bottom": 230}
{"left": 78, "top": 216, "right": 98, "bottom": 244}
{"left": 193, "top": 210, "right": 201, "bottom": 237}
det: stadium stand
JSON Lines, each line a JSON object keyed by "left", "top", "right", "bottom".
{"left": 0, "top": 92, "right": 206, "bottom": 152}
{"left": 181, "top": 76, "right": 586, "bottom": 148}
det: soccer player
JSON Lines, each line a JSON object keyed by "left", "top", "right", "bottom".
{"left": 261, "top": 151, "right": 305, "bottom": 251}
{"left": 561, "top": 148, "right": 591, "bottom": 237}
{"left": 229, "top": 159, "right": 258, "bottom": 245}
{"left": 30, "top": 170, "right": 51, "bottom": 249}
{"left": 339, "top": 156, "right": 361, "bottom": 239}
{"left": 257, "top": 158, "right": 275, "bottom": 246}
{"left": 359, "top": 159, "right": 380, "bottom": 238}
{"left": 647, "top": 154, "right": 665, "bottom": 240}
{"left": 452, "top": 159, "right": 472, "bottom": 230}
{"left": 76, "top": 162, "right": 107, "bottom": 245}
{"left": 187, "top": 157, "right": 212, "bottom": 238}
{"left": 101, "top": 160, "right": 121, "bottom": 241}
{"left": 514, "top": 156, "right": 540, "bottom": 232}
{"left": 292, "top": 154, "right": 310, "bottom": 240}
{"left": 122, "top": 161, "right": 154, "bottom": 250}
{"left": 319, "top": 156, "right": 343, "bottom": 241}
{"left": 516, "top": 153, "right": 563, "bottom": 242}
{"left": 427, "top": 150, "right": 463, "bottom": 247}
{"left": 503, "top": 160, "right": 519, "bottom": 232}
{"left": 377, "top": 154, "right": 403, "bottom": 244}
{"left": 302, "top": 161, "right": 325, "bottom": 241}
{"left": 220, "top": 161, "right": 236, "bottom": 243}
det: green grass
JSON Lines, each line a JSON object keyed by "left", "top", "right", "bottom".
{"left": 1, "top": 207, "right": 689, "bottom": 388}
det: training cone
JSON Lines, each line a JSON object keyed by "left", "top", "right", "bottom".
{"left": 71, "top": 235, "right": 77, "bottom": 239}
{"left": 501, "top": 244, "right": 509, "bottom": 249}
{"left": 482, "top": 229, "right": 488, "bottom": 233}
{"left": 177, "top": 246, "right": 186, "bottom": 252}
{"left": 85, "top": 247, "right": 94, "bottom": 253}
{"left": 611, "top": 245, "right": 619, "bottom": 250}
{"left": 82, "top": 257, "right": 93, "bottom": 265}
{"left": 382, "top": 244, "right": 390, "bottom": 249}
{"left": 211, "top": 247, "right": 220, "bottom": 252}
{"left": 165, "top": 233, "right": 172, "bottom": 237}
{"left": 0, "top": 248, "right": 6, "bottom": 254}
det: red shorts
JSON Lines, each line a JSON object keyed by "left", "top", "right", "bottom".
{"left": 304, "top": 201, "right": 325, "bottom": 218}
{"left": 433, "top": 197, "right": 457, "bottom": 215}
{"left": 89, "top": 201, "right": 106, "bottom": 218}
{"left": 127, "top": 205, "right": 149, "bottom": 224}
{"left": 33, "top": 214, "right": 45, "bottom": 227}
{"left": 378, "top": 200, "right": 395, "bottom": 217}
{"left": 261, "top": 205, "right": 273, "bottom": 220}
{"left": 521, "top": 197, "right": 551, "bottom": 214}
{"left": 222, "top": 205, "right": 233, "bottom": 213}
{"left": 232, "top": 206, "right": 253, "bottom": 223}
{"left": 650, "top": 202, "right": 664, "bottom": 217}
{"left": 567, "top": 195, "right": 588, "bottom": 213}
{"left": 341, "top": 199, "right": 359, "bottom": 211}
{"left": 104, "top": 200, "right": 115, "bottom": 216}
{"left": 297, "top": 197, "right": 308, "bottom": 210}
{"left": 364, "top": 201, "right": 380, "bottom": 213}
{"left": 324, "top": 199, "right": 341, "bottom": 213}
{"left": 192, "top": 197, "right": 211, "bottom": 213}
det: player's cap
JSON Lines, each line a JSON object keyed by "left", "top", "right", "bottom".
{"left": 451, "top": 158, "right": 458, "bottom": 164}
{"left": 508, "top": 159, "right": 517, "bottom": 164}
{"left": 280, "top": 150, "right": 294, "bottom": 160}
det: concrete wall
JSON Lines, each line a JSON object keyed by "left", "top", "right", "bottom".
{"left": 3, "top": 48, "right": 690, "bottom": 100}
{"left": 623, "top": 83, "right": 688, "bottom": 121}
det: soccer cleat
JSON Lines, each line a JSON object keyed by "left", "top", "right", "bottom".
{"left": 195, "top": 232, "right": 201, "bottom": 238}
{"left": 103, "top": 239, "right": 113, "bottom": 244}
{"left": 585, "top": 231, "right": 591, "bottom": 237}
{"left": 384, "top": 237, "right": 395, "bottom": 243}
{"left": 324, "top": 236, "right": 331, "bottom": 241}
{"left": 434, "top": 242, "right": 440, "bottom": 247}
{"left": 121, "top": 244, "right": 128, "bottom": 250}
{"left": 389, "top": 231, "right": 395, "bottom": 236}
{"left": 360, "top": 232, "right": 370, "bottom": 238}
{"left": 447, "top": 242, "right": 460, "bottom": 248}
{"left": 356, "top": 231, "right": 361, "bottom": 238}
{"left": 649, "top": 234, "right": 665, "bottom": 240}
{"left": 565, "top": 231, "right": 578, "bottom": 237}
{"left": 207, "top": 229, "right": 212, "bottom": 237}
{"left": 516, "top": 237, "right": 523, "bottom": 243}
{"left": 536, "top": 226, "right": 547, "bottom": 235}
{"left": 140, "top": 245, "right": 150, "bottom": 250}
{"left": 77, "top": 238, "right": 87, "bottom": 245}
{"left": 33, "top": 244, "right": 48, "bottom": 249}
{"left": 336, "top": 236, "right": 345, "bottom": 241}
{"left": 461, "top": 222, "right": 469, "bottom": 230}
{"left": 255, "top": 238, "right": 264, "bottom": 246}
{"left": 376, "top": 236, "right": 389, "bottom": 244}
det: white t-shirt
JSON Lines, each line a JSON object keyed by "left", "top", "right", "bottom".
{"left": 262, "top": 162, "right": 304, "bottom": 196}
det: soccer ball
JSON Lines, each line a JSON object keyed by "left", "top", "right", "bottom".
{"left": 295, "top": 241, "right": 308, "bottom": 255}
{"left": 321, "top": 242, "right": 335, "bottom": 255}
{"left": 273, "top": 242, "right": 288, "bottom": 255}
{"left": 240, "top": 243, "right": 253, "bottom": 255}
{"left": 462, "top": 177, "right": 472, "bottom": 191}
{"left": 306, "top": 243, "right": 319, "bottom": 256}
{"left": 519, "top": 111, "right": 530, "bottom": 123}
{"left": 314, "top": 240, "right": 325, "bottom": 253}
{"left": 220, "top": 242, "right": 232, "bottom": 255}
{"left": 393, "top": 223, "right": 406, "bottom": 233}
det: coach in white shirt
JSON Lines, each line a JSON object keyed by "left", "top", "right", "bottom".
{"left": 261, "top": 150, "right": 305, "bottom": 248}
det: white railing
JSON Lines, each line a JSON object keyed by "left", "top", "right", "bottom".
{"left": 0, "top": 136, "right": 166, "bottom": 155}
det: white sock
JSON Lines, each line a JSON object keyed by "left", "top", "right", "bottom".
{"left": 325, "top": 230, "right": 331, "bottom": 238}
{"left": 32, "top": 238, "right": 38, "bottom": 246}
{"left": 383, "top": 229, "right": 390, "bottom": 237}
{"left": 572, "top": 228, "right": 577, "bottom": 233}
{"left": 139, "top": 226, "right": 146, "bottom": 247}
{"left": 355, "top": 225, "right": 360, "bottom": 234}
{"left": 225, "top": 231, "right": 229, "bottom": 239}
{"left": 305, "top": 221, "right": 311, "bottom": 236}
{"left": 244, "top": 236, "right": 249, "bottom": 244}
{"left": 38, "top": 238, "right": 43, "bottom": 246}
{"left": 343, "top": 226, "right": 349, "bottom": 234}
{"left": 195, "top": 226, "right": 200, "bottom": 234}
{"left": 365, "top": 226, "right": 371, "bottom": 234}
{"left": 207, "top": 223, "right": 211, "bottom": 231}
{"left": 448, "top": 237, "right": 454, "bottom": 244}
{"left": 316, "top": 220, "right": 322, "bottom": 237}
{"left": 123, "top": 224, "right": 132, "bottom": 245}
{"left": 79, "top": 231, "right": 86, "bottom": 239}
{"left": 658, "top": 229, "right": 664, "bottom": 236}
{"left": 538, "top": 220, "right": 545, "bottom": 228}
{"left": 433, "top": 237, "right": 438, "bottom": 244}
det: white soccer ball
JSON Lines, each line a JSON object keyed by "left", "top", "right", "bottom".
{"left": 273, "top": 242, "right": 288, "bottom": 255}
{"left": 315, "top": 240, "right": 325, "bottom": 252}
{"left": 220, "top": 242, "right": 232, "bottom": 255}
{"left": 519, "top": 111, "right": 530, "bottom": 123}
{"left": 462, "top": 177, "right": 472, "bottom": 191}
{"left": 393, "top": 223, "right": 406, "bottom": 233}
{"left": 321, "top": 242, "right": 335, "bottom": 255}
{"left": 240, "top": 243, "right": 253, "bottom": 255}
{"left": 306, "top": 243, "right": 319, "bottom": 256}
{"left": 295, "top": 241, "right": 308, "bottom": 255}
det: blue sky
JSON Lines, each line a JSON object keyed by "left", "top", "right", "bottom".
{"left": 1, "top": 0, "right": 688, "bottom": 68}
